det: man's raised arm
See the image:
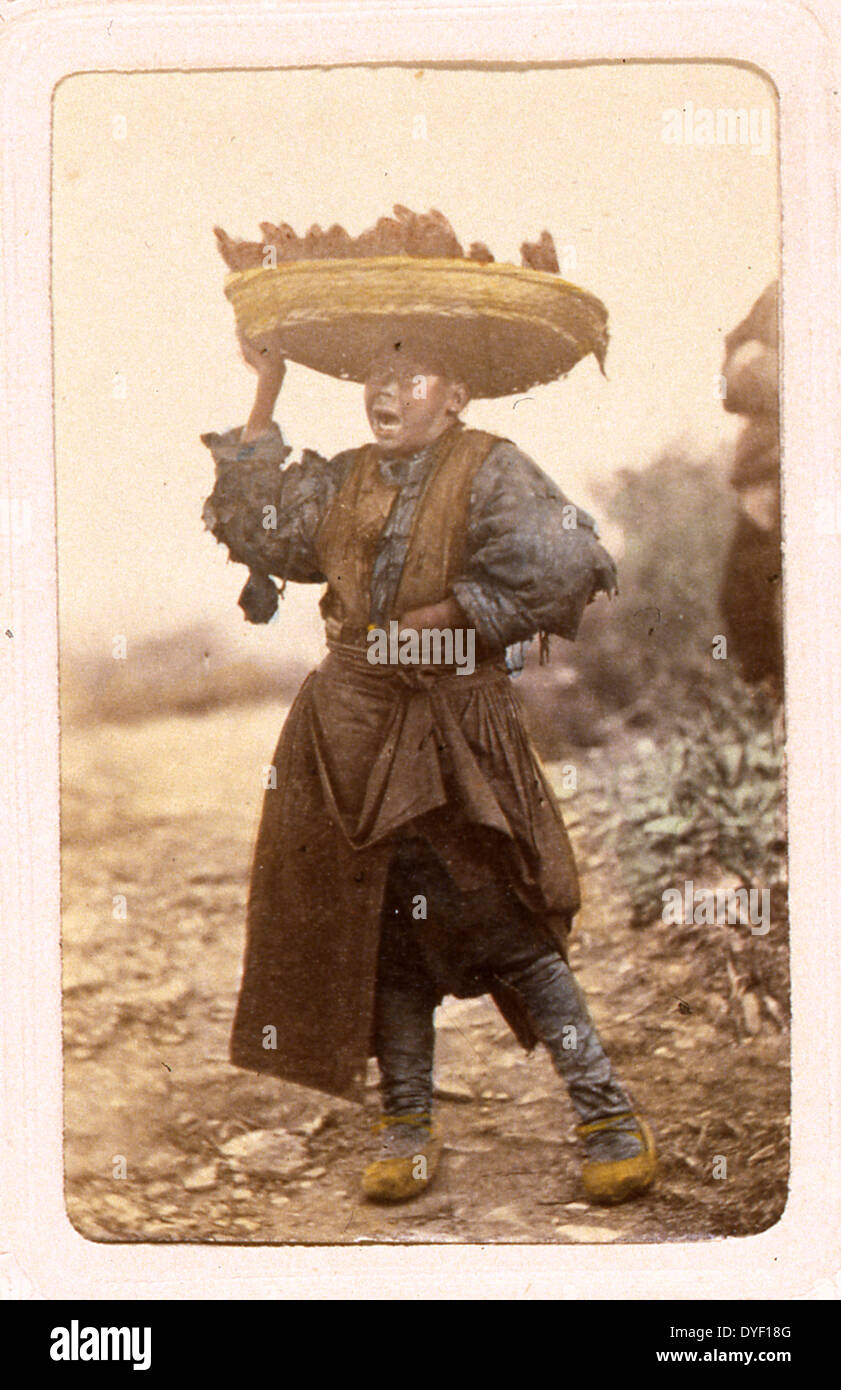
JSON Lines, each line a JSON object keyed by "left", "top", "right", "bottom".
{"left": 238, "top": 330, "right": 287, "bottom": 443}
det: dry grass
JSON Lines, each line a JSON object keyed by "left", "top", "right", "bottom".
{"left": 61, "top": 624, "right": 308, "bottom": 728}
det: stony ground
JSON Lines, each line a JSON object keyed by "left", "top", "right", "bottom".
{"left": 61, "top": 702, "right": 789, "bottom": 1246}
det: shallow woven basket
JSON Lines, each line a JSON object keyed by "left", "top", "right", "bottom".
{"left": 224, "top": 257, "right": 608, "bottom": 398}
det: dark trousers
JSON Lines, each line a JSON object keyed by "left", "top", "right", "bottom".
{"left": 374, "top": 838, "right": 633, "bottom": 1124}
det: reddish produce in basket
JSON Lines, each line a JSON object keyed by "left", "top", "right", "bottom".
{"left": 214, "top": 206, "right": 557, "bottom": 273}
{"left": 520, "top": 231, "right": 560, "bottom": 274}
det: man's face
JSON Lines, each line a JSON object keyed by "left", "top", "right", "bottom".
{"left": 364, "top": 354, "right": 469, "bottom": 455}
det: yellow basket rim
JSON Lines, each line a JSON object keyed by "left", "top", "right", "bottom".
{"left": 223, "top": 255, "right": 603, "bottom": 306}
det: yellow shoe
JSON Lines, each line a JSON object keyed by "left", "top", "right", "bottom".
{"left": 576, "top": 1112, "right": 657, "bottom": 1205}
{"left": 361, "top": 1114, "right": 443, "bottom": 1204}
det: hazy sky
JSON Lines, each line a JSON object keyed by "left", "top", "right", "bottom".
{"left": 52, "top": 64, "right": 779, "bottom": 665}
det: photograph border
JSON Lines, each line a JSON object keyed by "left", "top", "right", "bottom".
{"left": 1, "top": 0, "right": 839, "bottom": 1299}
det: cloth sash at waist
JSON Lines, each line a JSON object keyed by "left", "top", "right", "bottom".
{"left": 306, "top": 640, "right": 533, "bottom": 854}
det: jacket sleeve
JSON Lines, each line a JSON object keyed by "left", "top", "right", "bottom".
{"left": 200, "top": 422, "right": 352, "bottom": 583}
{"left": 451, "top": 442, "right": 618, "bottom": 649}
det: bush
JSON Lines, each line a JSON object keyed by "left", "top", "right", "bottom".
{"left": 612, "top": 679, "right": 786, "bottom": 926}
{"left": 578, "top": 451, "right": 740, "bottom": 711}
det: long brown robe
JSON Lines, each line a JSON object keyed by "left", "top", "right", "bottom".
{"left": 228, "top": 427, "right": 584, "bottom": 1100}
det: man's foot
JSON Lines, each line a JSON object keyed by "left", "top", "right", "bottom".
{"left": 361, "top": 1114, "right": 443, "bottom": 1203}
{"left": 576, "top": 1112, "right": 657, "bottom": 1205}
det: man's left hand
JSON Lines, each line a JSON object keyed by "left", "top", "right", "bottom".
{"left": 397, "top": 596, "right": 466, "bottom": 634}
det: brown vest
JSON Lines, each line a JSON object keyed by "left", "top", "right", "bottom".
{"left": 315, "top": 426, "right": 503, "bottom": 640}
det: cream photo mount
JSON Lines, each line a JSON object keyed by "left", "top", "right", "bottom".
{"left": 0, "top": 0, "right": 839, "bottom": 1300}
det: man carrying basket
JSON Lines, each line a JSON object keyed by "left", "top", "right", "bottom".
{"left": 201, "top": 207, "right": 657, "bottom": 1206}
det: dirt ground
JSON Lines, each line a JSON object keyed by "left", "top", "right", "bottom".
{"left": 61, "top": 700, "right": 790, "bottom": 1246}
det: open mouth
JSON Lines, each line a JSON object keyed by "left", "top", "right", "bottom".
{"left": 371, "top": 405, "right": 402, "bottom": 433}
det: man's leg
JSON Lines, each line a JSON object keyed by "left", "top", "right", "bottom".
{"left": 373, "top": 975, "right": 437, "bottom": 1120}
{"left": 497, "top": 948, "right": 657, "bottom": 1202}
{"left": 501, "top": 952, "right": 635, "bottom": 1129}
{"left": 361, "top": 850, "right": 444, "bottom": 1202}
{"left": 448, "top": 877, "right": 635, "bottom": 1127}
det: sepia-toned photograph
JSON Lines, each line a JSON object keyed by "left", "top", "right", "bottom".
{"left": 53, "top": 60, "right": 787, "bottom": 1247}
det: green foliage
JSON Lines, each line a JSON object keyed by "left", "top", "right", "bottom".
{"left": 613, "top": 682, "right": 786, "bottom": 926}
